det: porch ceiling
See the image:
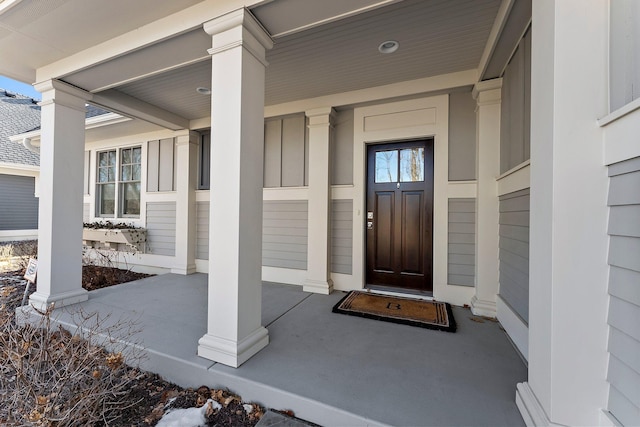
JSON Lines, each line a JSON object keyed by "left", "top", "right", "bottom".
{"left": 0, "top": 0, "right": 503, "bottom": 125}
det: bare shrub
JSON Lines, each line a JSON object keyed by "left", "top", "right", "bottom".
{"left": 0, "top": 305, "right": 145, "bottom": 426}
{"left": 0, "top": 240, "right": 37, "bottom": 273}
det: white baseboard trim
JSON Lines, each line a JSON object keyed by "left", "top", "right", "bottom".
{"left": 496, "top": 295, "right": 528, "bottom": 361}
{"left": 470, "top": 295, "right": 497, "bottom": 317}
{"left": 0, "top": 229, "right": 38, "bottom": 242}
{"left": 516, "top": 382, "right": 553, "bottom": 426}
{"left": 262, "top": 266, "right": 306, "bottom": 286}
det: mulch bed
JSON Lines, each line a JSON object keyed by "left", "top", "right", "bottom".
{"left": 0, "top": 267, "right": 273, "bottom": 426}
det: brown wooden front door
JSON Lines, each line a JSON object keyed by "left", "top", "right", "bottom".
{"left": 366, "top": 139, "right": 434, "bottom": 292}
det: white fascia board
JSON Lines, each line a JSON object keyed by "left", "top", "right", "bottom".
{"left": 35, "top": 0, "right": 264, "bottom": 83}
{"left": 0, "top": 163, "right": 39, "bottom": 179}
{"left": 9, "top": 112, "right": 132, "bottom": 144}
{"left": 85, "top": 112, "right": 131, "bottom": 129}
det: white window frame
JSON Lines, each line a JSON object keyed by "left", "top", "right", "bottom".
{"left": 96, "top": 145, "right": 142, "bottom": 219}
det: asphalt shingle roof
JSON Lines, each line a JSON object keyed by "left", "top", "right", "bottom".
{"left": 0, "top": 90, "right": 113, "bottom": 167}
{"left": 0, "top": 89, "right": 41, "bottom": 167}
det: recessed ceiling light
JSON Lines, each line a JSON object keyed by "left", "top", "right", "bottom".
{"left": 196, "top": 87, "right": 211, "bottom": 95}
{"left": 378, "top": 40, "right": 399, "bottom": 54}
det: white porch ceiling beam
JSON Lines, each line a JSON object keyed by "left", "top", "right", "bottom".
{"left": 63, "top": 30, "right": 211, "bottom": 93}
{"left": 264, "top": 69, "right": 478, "bottom": 118}
{"left": 477, "top": 0, "right": 514, "bottom": 81}
{"left": 35, "top": 0, "right": 263, "bottom": 84}
{"left": 92, "top": 90, "right": 189, "bottom": 130}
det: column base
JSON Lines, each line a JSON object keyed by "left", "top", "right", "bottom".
{"left": 470, "top": 295, "right": 497, "bottom": 318}
{"left": 198, "top": 326, "right": 269, "bottom": 368}
{"left": 171, "top": 263, "right": 197, "bottom": 275}
{"left": 516, "top": 382, "right": 556, "bottom": 427}
{"left": 303, "top": 278, "right": 333, "bottom": 295}
{"left": 28, "top": 288, "right": 89, "bottom": 311}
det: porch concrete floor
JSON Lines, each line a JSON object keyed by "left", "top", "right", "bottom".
{"left": 25, "top": 273, "right": 526, "bottom": 426}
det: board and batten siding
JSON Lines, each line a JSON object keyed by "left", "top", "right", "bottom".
{"left": 606, "top": 156, "right": 640, "bottom": 426}
{"left": 331, "top": 199, "right": 353, "bottom": 274}
{"left": 145, "top": 202, "right": 176, "bottom": 256}
{"left": 448, "top": 198, "right": 476, "bottom": 287}
{"left": 262, "top": 200, "right": 308, "bottom": 270}
{"left": 498, "top": 188, "right": 530, "bottom": 323}
{"left": 0, "top": 174, "right": 38, "bottom": 230}
{"left": 500, "top": 28, "right": 531, "bottom": 174}
{"left": 195, "top": 201, "right": 209, "bottom": 260}
{"left": 264, "top": 115, "right": 308, "bottom": 188}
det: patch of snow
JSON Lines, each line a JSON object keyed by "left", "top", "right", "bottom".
{"left": 157, "top": 399, "right": 220, "bottom": 427}
{"left": 243, "top": 404, "right": 254, "bottom": 414}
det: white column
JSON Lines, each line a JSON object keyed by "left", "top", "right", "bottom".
{"left": 172, "top": 130, "right": 198, "bottom": 275}
{"left": 29, "top": 80, "right": 90, "bottom": 311}
{"left": 303, "top": 107, "right": 335, "bottom": 294}
{"left": 198, "top": 9, "right": 273, "bottom": 368}
{"left": 517, "top": 1, "right": 609, "bottom": 425}
{"left": 470, "top": 79, "right": 501, "bottom": 318}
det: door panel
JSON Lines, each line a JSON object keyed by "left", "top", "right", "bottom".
{"left": 366, "top": 139, "right": 433, "bottom": 292}
{"left": 374, "top": 191, "right": 394, "bottom": 272}
{"left": 401, "top": 191, "right": 423, "bottom": 274}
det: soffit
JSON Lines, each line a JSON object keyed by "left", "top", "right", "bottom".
{"left": 101, "top": 0, "right": 500, "bottom": 121}
{"left": 264, "top": 0, "right": 500, "bottom": 105}
{"left": 0, "top": 0, "right": 203, "bottom": 81}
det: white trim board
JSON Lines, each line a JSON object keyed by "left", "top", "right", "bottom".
{"left": 496, "top": 295, "right": 528, "bottom": 361}
{"left": 0, "top": 230, "right": 38, "bottom": 242}
{"left": 262, "top": 266, "right": 307, "bottom": 286}
{"left": 497, "top": 160, "right": 530, "bottom": 196}
{"left": 353, "top": 95, "right": 474, "bottom": 306}
{"left": 602, "top": 107, "right": 640, "bottom": 165}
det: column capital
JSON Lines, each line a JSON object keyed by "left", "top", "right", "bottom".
{"left": 305, "top": 107, "right": 336, "bottom": 128}
{"left": 203, "top": 8, "right": 273, "bottom": 65}
{"left": 472, "top": 78, "right": 502, "bottom": 106}
{"left": 34, "top": 79, "right": 92, "bottom": 112}
{"left": 174, "top": 130, "right": 200, "bottom": 146}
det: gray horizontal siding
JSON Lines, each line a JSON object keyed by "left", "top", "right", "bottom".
{"left": 196, "top": 201, "right": 209, "bottom": 260}
{"left": 145, "top": 202, "right": 176, "bottom": 256}
{"left": 448, "top": 198, "right": 475, "bottom": 287}
{"left": 331, "top": 199, "right": 353, "bottom": 274}
{"left": 607, "top": 157, "right": 640, "bottom": 426}
{"left": 262, "top": 200, "right": 308, "bottom": 270}
{"left": 0, "top": 174, "right": 38, "bottom": 230}
{"left": 498, "top": 188, "right": 530, "bottom": 323}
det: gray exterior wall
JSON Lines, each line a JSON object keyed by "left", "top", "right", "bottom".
{"left": 264, "top": 114, "right": 307, "bottom": 188}
{"left": 145, "top": 201, "right": 176, "bottom": 256}
{"left": 498, "top": 188, "right": 530, "bottom": 322}
{"left": 449, "top": 91, "right": 477, "bottom": 181}
{"left": 0, "top": 174, "right": 38, "bottom": 230}
{"left": 262, "top": 200, "right": 308, "bottom": 270}
{"left": 195, "top": 201, "right": 209, "bottom": 260}
{"left": 332, "top": 109, "right": 354, "bottom": 185}
{"left": 607, "top": 156, "right": 640, "bottom": 426}
{"left": 331, "top": 199, "right": 353, "bottom": 274}
{"left": 448, "top": 198, "right": 476, "bottom": 287}
{"left": 500, "top": 28, "right": 531, "bottom": 174}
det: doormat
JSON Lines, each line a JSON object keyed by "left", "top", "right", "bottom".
{"left": 332, "top": 291, "right": 456, "bottom": 332}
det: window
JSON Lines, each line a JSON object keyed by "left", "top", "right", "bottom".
{"left": 198, "top": 132, "right": 210, "bottom": 190}
{"left": 374, "top": 148, "right": 425, "bottom": 183}
{"left": 96, "top": 146, "right": 141, "bottom": 218}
